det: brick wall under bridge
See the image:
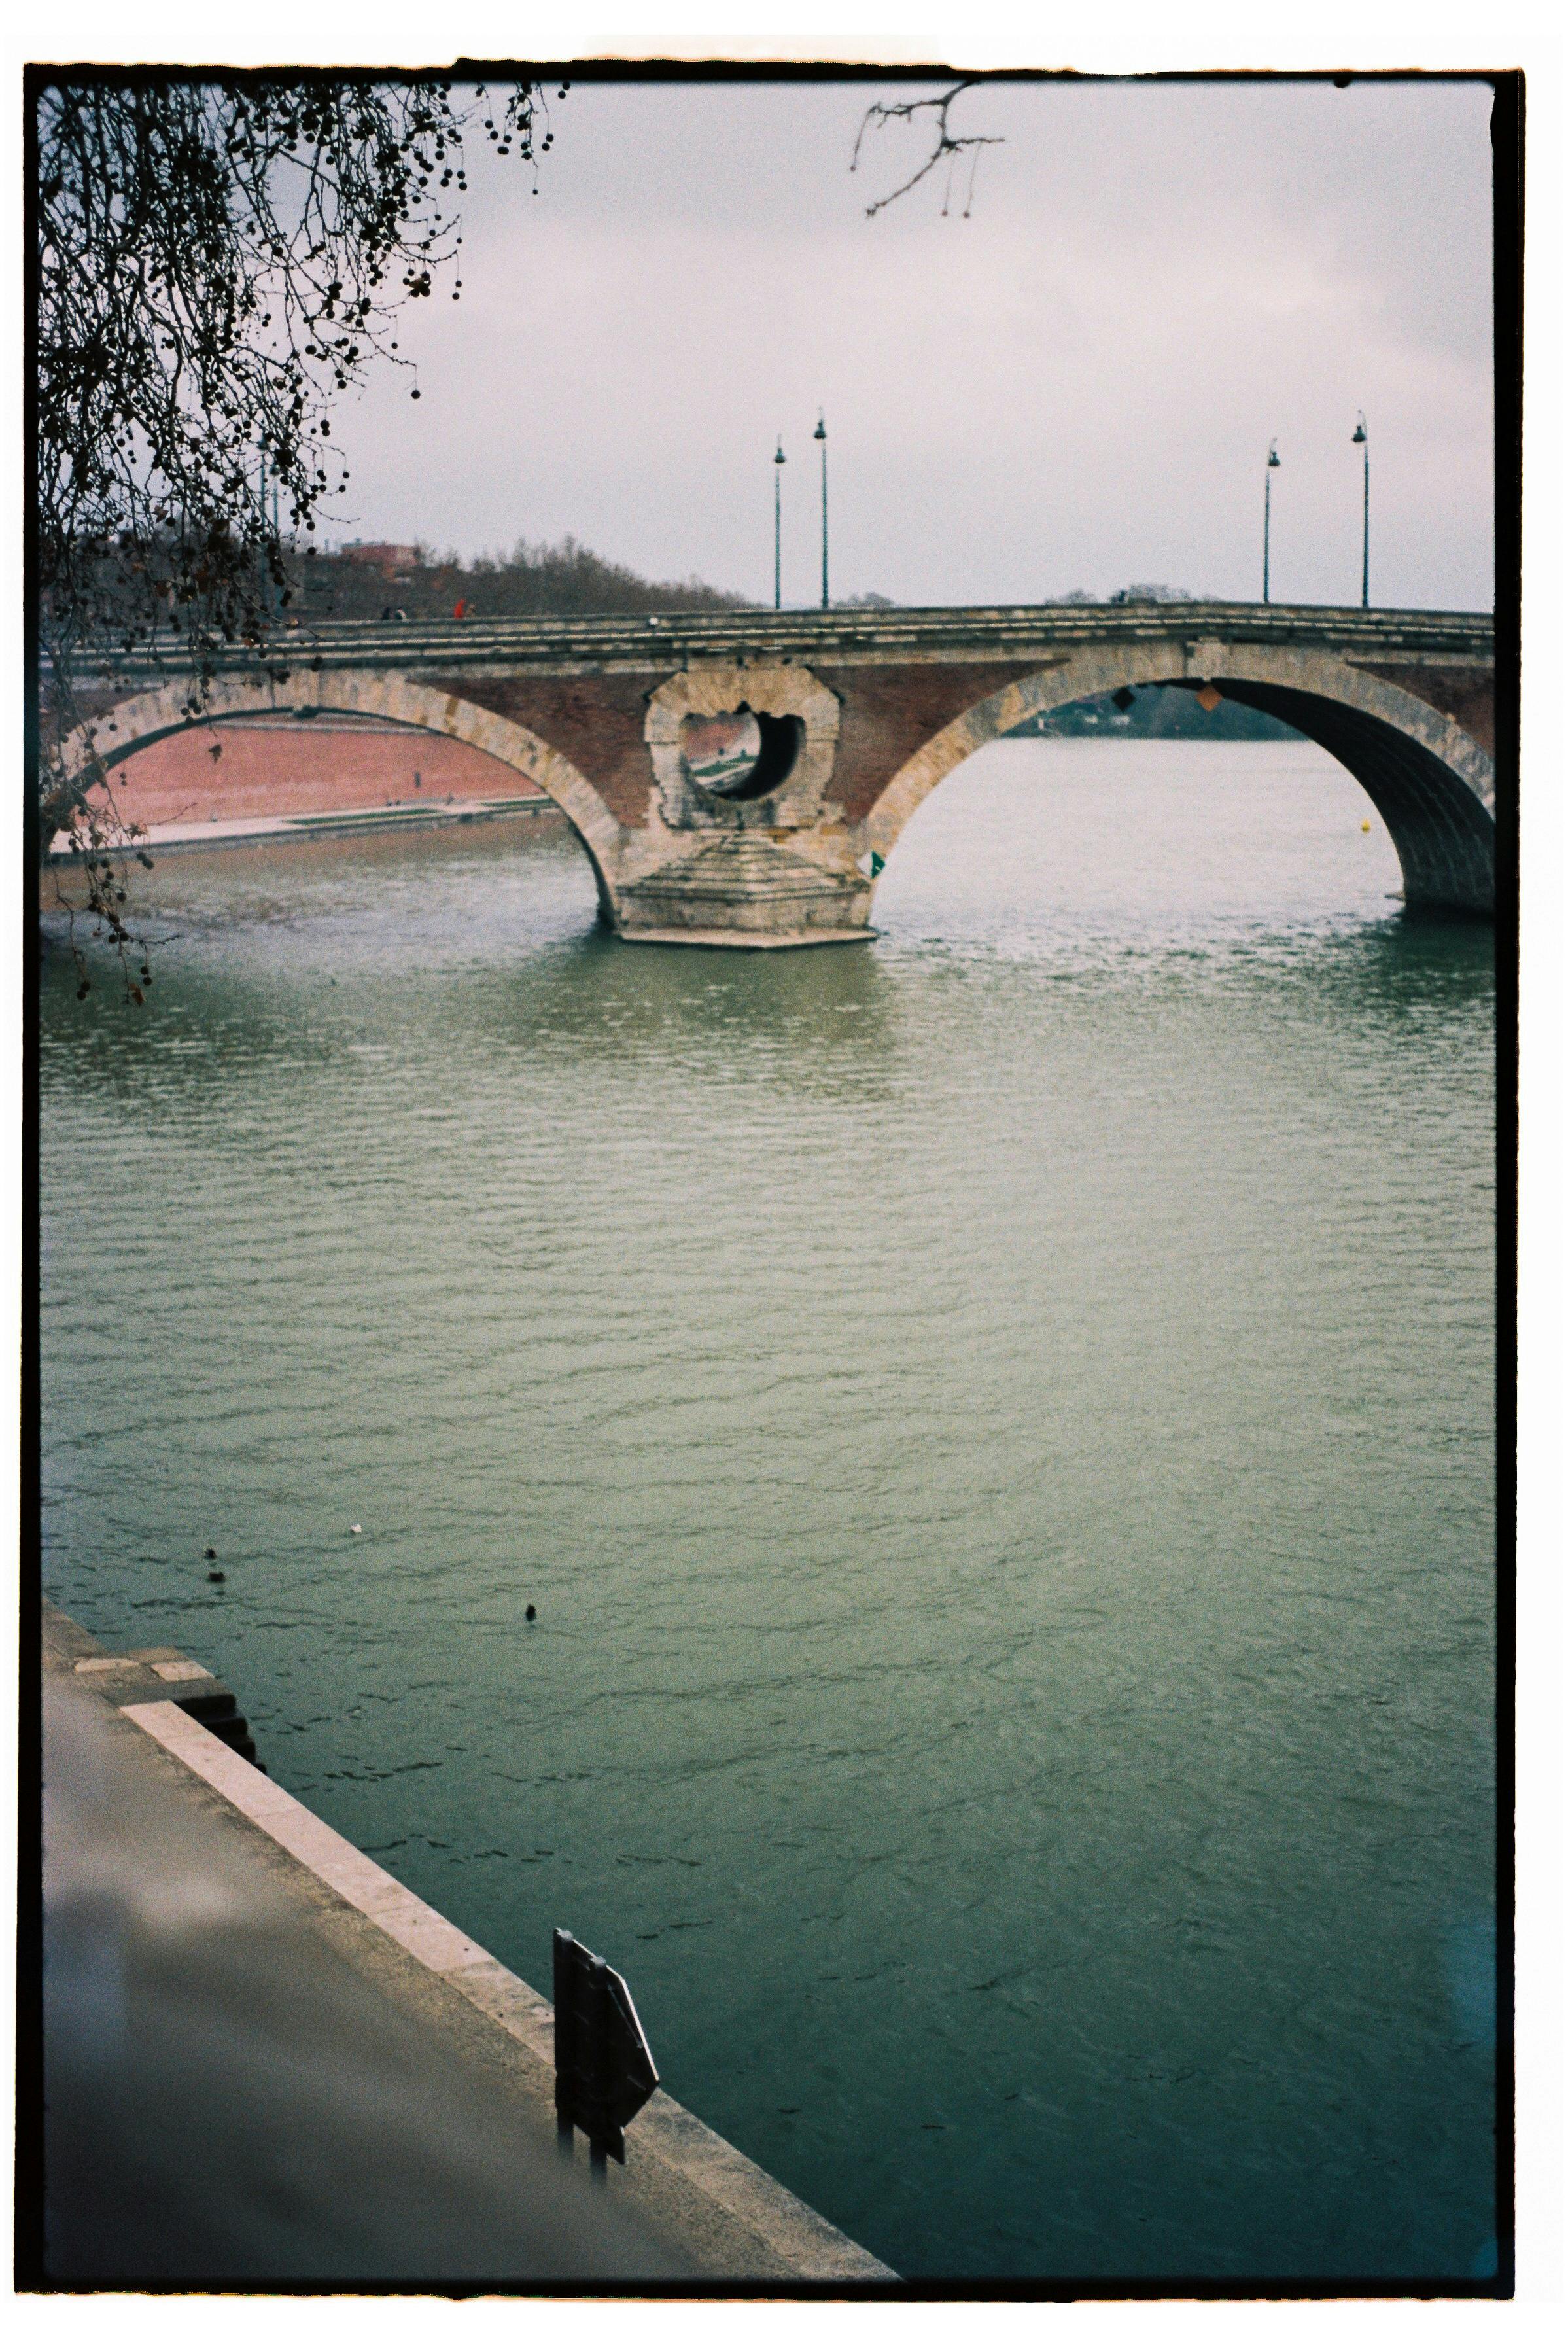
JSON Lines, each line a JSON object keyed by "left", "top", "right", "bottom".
{"left": 64, "top": 603, "right": 1498, "bottom": 943}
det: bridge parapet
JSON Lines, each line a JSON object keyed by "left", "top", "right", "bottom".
{"left": 78, "top": 600, "right": 1495, "bottom": 683}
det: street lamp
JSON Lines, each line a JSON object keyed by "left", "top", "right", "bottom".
{"left": 773, "top": 436, "right": 786, "bottom": 611}
{"left": 1351, "top": 412, "right": 1369, "bottom": 608}
{"left": 813, "top": 411, "right": 829, "bottom": 610}
{"left": 1263, "top": 438, "right": 1281, "bottom": 603}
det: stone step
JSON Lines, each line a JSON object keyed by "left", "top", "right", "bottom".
{"left": 620, "top": 835, "right": 864, "bottom": 905}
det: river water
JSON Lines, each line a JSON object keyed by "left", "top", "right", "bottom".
{"left": 40, "top": 739, "right": 1497, "bottom": 2286}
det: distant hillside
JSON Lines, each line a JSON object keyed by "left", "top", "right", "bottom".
{"left": 288, "top": 535, "right": 754, "bottom": 620}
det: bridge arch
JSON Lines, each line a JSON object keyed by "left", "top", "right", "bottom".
{"left": 860, "top": 640, "right": 1496, "bottom": 916}
{"left": 63, "top": 669, "right": 627, "bottom": 915}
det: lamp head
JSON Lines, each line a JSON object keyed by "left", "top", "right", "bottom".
{"left": 814, "top": 412, "right": 826, "bottom": 442}
{"left": 1266, "top": 439, "right": 1281, "bottom": 468}
{"left": 1352, "top": 414, "right": 1367, "bottom": 445}
{"left": 775, "top": 438, "right": 786, "bottom": 466}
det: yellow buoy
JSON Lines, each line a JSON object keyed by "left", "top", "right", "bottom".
{"left": 1361, "top": 820, "right": 1371, "bottom": 832}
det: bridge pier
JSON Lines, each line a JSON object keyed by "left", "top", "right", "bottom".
{"left": 613, "top": 833, "right": 874, "bottom": 945}
{"left": 603, "top": 658, "right": 874, "bottom": 944}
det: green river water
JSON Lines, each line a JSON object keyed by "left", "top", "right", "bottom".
{"left": 40, "top": 738, "right": 1497, "bottom": 2285}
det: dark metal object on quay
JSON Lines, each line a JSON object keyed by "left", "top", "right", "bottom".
{"left": 553, "top": 1928, "right": 660, "bottom": 2182}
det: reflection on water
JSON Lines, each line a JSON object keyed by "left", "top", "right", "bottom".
{"left": 40, "top": 741, "right": 1495, "bottom": 2283}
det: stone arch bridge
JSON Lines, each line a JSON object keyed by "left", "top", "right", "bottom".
{"left": 67, "top": 602, "right": 1497, "bottom": 945}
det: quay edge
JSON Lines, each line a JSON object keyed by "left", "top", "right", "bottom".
{"left": 39, "top": 1604, "right": 897, "bottom": 2291}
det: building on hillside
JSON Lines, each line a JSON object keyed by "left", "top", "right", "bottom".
{"left": 341, "top": 542, "right": 420, "bottom": 579}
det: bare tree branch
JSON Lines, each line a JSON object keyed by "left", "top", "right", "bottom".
{"left": 35, "top": 73, "right": 561, "bottom": 991}
{"left": 850, "top": 80, "right": 1003, "bottom": 219}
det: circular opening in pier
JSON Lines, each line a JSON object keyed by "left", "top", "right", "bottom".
{"left": 681, "top": 707, "right": 801, "bottom": 804}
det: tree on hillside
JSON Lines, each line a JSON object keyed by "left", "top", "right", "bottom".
{"left": 34, "top": 71, "right": 553, "bottom": 981}
{"left": 292, "top": 535, "right": 751, "bottom": 622}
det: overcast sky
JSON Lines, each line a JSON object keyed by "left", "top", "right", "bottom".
{"left": 326, "top": 74, "right": 1495, "bottom": 611}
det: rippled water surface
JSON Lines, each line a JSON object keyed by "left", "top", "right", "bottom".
{"left": 41, "top": 741, "right": 1497, "bottom": 2284}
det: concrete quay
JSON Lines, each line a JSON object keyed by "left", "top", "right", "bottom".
{"left": 48, "top": 792, "right": 561, "bottom": 861}
{"left": 37, "top": 1605, "right": 896, "bottom": 2292}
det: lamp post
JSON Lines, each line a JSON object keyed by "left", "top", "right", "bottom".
{"left": 1351, "top": 412, "right": 1369, "bottom": 608}
{"left": 814, "top": 411, "right": 829, "bottom": 610}
{"left": 1263, "top": 438, "right": 1281, "bottom": 603}
{"left": 773, "top": 437, "right": 786, "bottom": 611}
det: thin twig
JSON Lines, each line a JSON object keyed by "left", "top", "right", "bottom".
{"left": 850, "top": 80, "right": 1003, "bottom": 219}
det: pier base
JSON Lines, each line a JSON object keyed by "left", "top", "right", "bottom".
{"left": 613, "top": 831, "right": 875, "bottom": 949}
